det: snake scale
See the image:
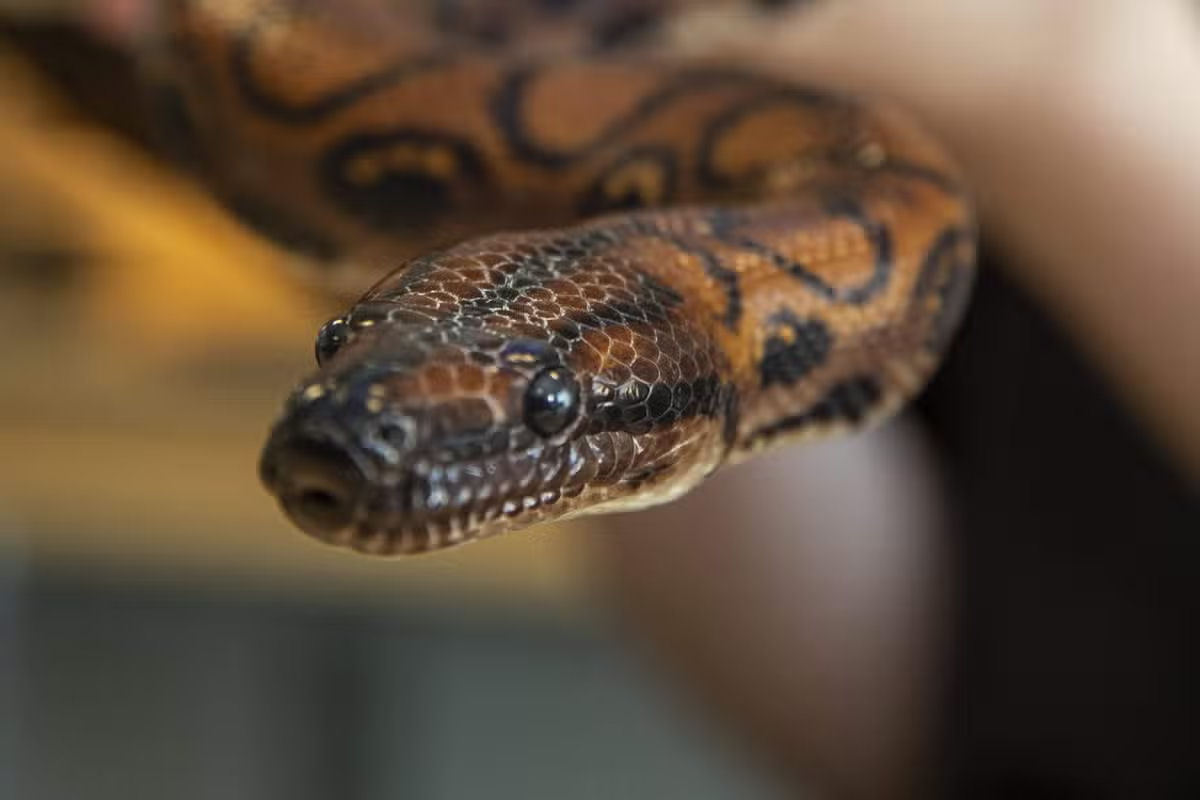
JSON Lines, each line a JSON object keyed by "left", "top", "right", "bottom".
{"left": 146, "top": 0, "right": 976, "bottom": 554}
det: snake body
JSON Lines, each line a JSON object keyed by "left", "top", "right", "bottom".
{"left": 152, "top": 0, "right": 975, "bottom": 554}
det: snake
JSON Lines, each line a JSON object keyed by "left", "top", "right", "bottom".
{"left": 144, "top": 0, "right": 976, "bottom": 555}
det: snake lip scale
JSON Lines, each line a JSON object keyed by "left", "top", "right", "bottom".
{"left": 154, "top": 0, "right": 977, "bottom": 555}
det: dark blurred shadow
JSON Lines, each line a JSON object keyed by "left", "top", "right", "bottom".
{"left": 919, "top": 252, "right": 1200, "bottom": 798}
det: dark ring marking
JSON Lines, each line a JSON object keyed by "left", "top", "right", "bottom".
{"left": 491, "top": 66, "right": 804, "bottom": 170}
{"left": 561, "top": 268, "right": 684, "bottom": 332}
{"left": 708, "top": 197, "right": 893, "bottom": 306}
{"left": 696, "top": 88, "right": 844, "bottom": 191}
{"left": 591, "top": 374, "right": 725, "bottom": 435}
{"left": 231, "top": 19, "right": 453, "bottom": 124}
{"left": 759, "top": 311, "right": 832, "bottom": 388}
{"left": 319, "top": 129, "right": 488, "bottom": 232}
{"left": 746, "top": 375, "right": 882, "bottom": 446}
{"left": 146, "top": 84, "right": 210, "bottom": 173}
{"left": 563, "top": 296, "right": 673, "bottom": 331}
{"left": 590, "top": 8, "right": 664, "bottom": 50}
{"left": 874, "top": 159, "right": 964, "bottom": 196}
{"left": 912, "top": 225, "right": 976, "bottom": 353}
{"left": 720, "top": 384, "right": 741, "bottom": 455}
{"left": 224, "top": 192, "right": 342, "bottom": 262}
{"left": 433, "top": 0, "right": 512, "bottom": 47}
{"left": 624, "top": 219, "right": 742, "bottom": 330}
{"left": 696, "top": 91, "right": 961, "bottom": 196}
{"left": 578, "top": 146, "right": 679, "bottom": 216}
{"left": 681, "top": 241, "right": 742, "bottom": 330}
{"left": 444, "top": 228, "right": 646, "bottom": 316}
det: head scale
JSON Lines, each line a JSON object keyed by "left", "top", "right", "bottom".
{"left": 259, "top": 230, "right": 734, "bottom": 554}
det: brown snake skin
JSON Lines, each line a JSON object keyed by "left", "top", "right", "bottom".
{"left": 147, "top": 0, "right": 976, "bottom": 554}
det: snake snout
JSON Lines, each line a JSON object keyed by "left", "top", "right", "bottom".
{"left": 260, "top": 436, "right": 368, "bottom": 540}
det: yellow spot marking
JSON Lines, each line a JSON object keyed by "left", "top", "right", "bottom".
{"left": 607, "top": 162, "right": 663, "bottom": 205}
{"left": 425, "top": 148, "right": 457, "bottom": 179}
{"left": 302, "top": 384, "right": 325, "bottom": 401}
{"left": 347, "top": 156, "right": 385, "bottom": 185}
{"left": 505, "top": 353, "right": 538, "bottom": 364}
{"left": 773, "top": 324, "right": 797, "bottom": 345}
{"left": 731, "top": 253, "right": 759, "bottom": 273}
{"left": 766, "top": 157, "right": 818, "bottom": 193}
{"left": 348, "top": 145, "right": 458, "bottom": 185}
{"left": 857, "top": 142, "right": 887, "bottom": 169}
{"left": 389, "top": 145, "right": 455, "bottom": 177}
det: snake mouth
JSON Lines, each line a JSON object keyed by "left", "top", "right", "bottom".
{"left": 340, "top": 448, "right": 587, "bottom": 555}
{"left": 259, "top": 430, "right": 431, "bottom": 552}
{"left": 259, "top": 431, "right": 376, "bottom": 545}
{"left": 260, "top": 424, "right": 584, "bottom": 554}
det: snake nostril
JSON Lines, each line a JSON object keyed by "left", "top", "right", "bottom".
{"left": 291, "top": 484, "right": 352, "bottom": 531}
{"left": 377, "top": 423, "right": 408, "bottom": 449}
{"left": 262, "top": 437, "right": 367, "bottom": 537}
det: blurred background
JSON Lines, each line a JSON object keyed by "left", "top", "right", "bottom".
{"left": 2, "top": 3, "right": 1199, "bottom": 800}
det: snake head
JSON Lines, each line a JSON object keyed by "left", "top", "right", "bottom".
{"left": 259, "top": 236, "right": 735, "bottom": 554}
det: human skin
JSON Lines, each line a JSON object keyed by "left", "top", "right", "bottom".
{"left": 595, "top": 422, "right": 947, "bottom": 798}
{"left": 599, "top": 2, "right": 1200, "bottom": 798}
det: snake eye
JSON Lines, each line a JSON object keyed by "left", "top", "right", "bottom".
{"left": 524, "top": 367, "right": 580, "bottom": 437}
{"left": 315, "top": 317, "right": 349, "bottom": 366}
